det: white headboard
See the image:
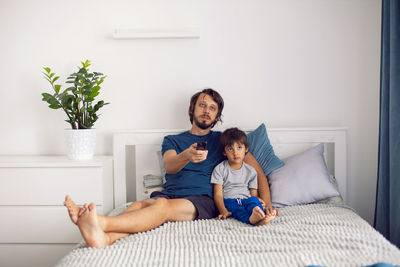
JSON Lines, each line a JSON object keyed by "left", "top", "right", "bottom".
{"left": 113, "top": 127, "right": 348, "bottom": 208}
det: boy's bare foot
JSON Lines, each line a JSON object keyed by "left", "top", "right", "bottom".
{"left": 77, "top": 203, "right": 109, "bottom": 248}
{"left": 255, "top": 210, "right": 276, "bottom": 226}
{"left": 64, "top": 195, "right": 81, "bottom": 224}
{"left": 249, "top": 206, "right": 266, "bottom": 225}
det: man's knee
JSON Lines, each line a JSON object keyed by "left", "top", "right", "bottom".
{"left": 153, "top": 197, "right": 170, "bottom": 217}
{"left": 154, "top": 197, "right": 168, "bottom": 207}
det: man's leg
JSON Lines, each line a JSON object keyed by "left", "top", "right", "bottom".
{"left": 77, "top": 197, "right": 197, "bottom": 247}
{"left": 119, "top": 198, "right": 156, "bottom": 214}
{"left": 64, "top": 196, "right": 156, "bottom": 225}
{"left": 64, "top": 195, "right": 82, "bottom": 224}
{"left": 100, "top": 197, "right": 196, "bottom": 233}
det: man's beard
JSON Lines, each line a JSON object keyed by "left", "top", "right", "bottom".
{"left": 194, "top": 115, "right": 214, "bottom": 130}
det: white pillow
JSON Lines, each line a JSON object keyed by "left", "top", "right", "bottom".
{"left": 268, "top": 143, "right": 340, "bottom": 208}
{"left": 157, "top": 151, "right": 166, "bottom": 183}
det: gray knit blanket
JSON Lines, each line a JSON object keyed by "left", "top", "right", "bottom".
{"left": 56, "top": 204, "right": 400, "bottom": 267}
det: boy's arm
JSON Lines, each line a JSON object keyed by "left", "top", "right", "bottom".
{"left": 163, "top": 144, "right": 208, "bottom": 174}
{"left": 213, "top": 184, "right": 232, "bottom": 220}
{"left": 249, "top": 188, "right": 258, "bottom": 197}
{"left": 244, "top": 152, "right": 279, "bottom": 215}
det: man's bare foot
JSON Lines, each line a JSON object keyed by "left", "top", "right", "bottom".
{"left": 249, "top": 206, "right": 266, "bottom": 225}
{"left": 255, "top": 210, "right": 276, "bottom": 226}
{"left": 77, "top": 203, "right": 109, "bottom": 248}
{"left": 64, "top": 195, "right": 81, "bottom": 225}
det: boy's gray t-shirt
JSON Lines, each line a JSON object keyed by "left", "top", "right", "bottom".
{"left": 211, "top": 160, "right": 258, "bottom": 199}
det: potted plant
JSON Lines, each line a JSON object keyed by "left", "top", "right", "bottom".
{"left": 41, "top": 60, "right": 109, "bottom": 160}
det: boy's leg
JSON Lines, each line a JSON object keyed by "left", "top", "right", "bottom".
{"left": 244, "top": 197, "right": 276, "bottom": 225}
{"left": 224, "top": 199, "right": 251, "bottom": 224}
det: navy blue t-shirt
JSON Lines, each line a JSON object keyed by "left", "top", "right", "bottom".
{"left": 161, "top": 130, "right": 224, "bottom": 198}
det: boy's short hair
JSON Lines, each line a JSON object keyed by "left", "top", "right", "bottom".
{"left": 220, "top": 127, "right": 248, "bottom": 152}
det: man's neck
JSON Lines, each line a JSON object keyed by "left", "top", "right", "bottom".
{"left": 189, "top": 124, "right": 211, "bottom": 136}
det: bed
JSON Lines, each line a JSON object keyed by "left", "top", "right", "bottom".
{"left": 56, "top": 127, "right": 400, "bottom": 267}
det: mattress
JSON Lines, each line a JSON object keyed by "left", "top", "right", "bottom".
{"left": 56, "top": 203, "right": 400, "bottom": 267}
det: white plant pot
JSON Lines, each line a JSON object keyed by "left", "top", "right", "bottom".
{"left": 64, "top": 129, "right": 96, "bottom": 160}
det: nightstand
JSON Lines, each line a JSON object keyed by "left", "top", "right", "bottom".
{"left": 0, "top": 156, "right": 113, "bottom": 267}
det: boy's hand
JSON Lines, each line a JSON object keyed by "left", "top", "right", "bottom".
{"left": 217, "top": 210, "right": 232, "bottom": 220}
{"left": 186, "top": 143, "right": 208, "bottom": 163}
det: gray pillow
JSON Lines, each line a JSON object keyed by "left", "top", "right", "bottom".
{"left": 315, "top": 175, "right": 344, "bottom": 205}
{"left": 268, "top": 143, "right": 340, "bottom": 208}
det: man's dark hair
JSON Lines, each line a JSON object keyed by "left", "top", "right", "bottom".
{"left": 220, "top": 127, "right": 248, "bottom": 152}
{"left": 188, "top": 88, "right": 224, "bottom": 128}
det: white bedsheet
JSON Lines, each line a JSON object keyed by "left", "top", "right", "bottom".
{"left": 56, "top": 203, "right": 400, "bottom": 267}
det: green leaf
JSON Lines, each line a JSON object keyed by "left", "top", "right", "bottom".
{"left": 49, "top": 104, "right": 61, "bottom": 109}
{"left": 97, "top": 76, "right": 106, "bottom": 85}
{"left": 43, "top": 67, "right": 51, "bottom": 73}
{"left": 90, "top": 91, "right": 100, "bottom": 98}
{"left": 41, "top": 93, "right": 52, "bottom": 101}
{"left": 54, "top": 84, "right": 61, "bottom": 93}
{"left": 48, "top": 97, "right": 59, "bottom": 106}
{"left": 82, "top": 59, "right": 91, "bottom": 68}
{"left": 43, "top": 76, "right": 52, "bottom": 83}
{"left": 52, "top": 76, "right": 60, "bottom": 83}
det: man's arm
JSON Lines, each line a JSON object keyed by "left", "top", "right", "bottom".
{"left": 163, "top": 144, "right": 208, "bottom": 174}
{"left": 244, "top": 152, "right": 279, "bottom": 215}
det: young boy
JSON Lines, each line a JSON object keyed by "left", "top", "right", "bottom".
{"left": 211, "top": 127, "right": 276, "bottom": 225}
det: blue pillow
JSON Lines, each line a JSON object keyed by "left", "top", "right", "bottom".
{"left": 247, "top": 123, "right": 284, "bottom": 176}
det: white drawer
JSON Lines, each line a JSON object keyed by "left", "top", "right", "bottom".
{"left": 0, "top": 206, "right": 103, "bottom": 243}
{"left": 0, "top": 167, "right": 102, "bottom": 205}
{"left": 0, "top": 244, "right": 76, "bottom": 267}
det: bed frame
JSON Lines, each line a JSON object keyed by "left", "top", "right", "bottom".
{"left": 112, "top": 127, "right": 348, "bottom": 209}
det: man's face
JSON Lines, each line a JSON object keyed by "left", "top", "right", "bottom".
{"left": 193, "top": 93, "right": 219, "bottom": 130}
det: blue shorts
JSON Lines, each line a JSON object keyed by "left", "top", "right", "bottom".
{"left": 224, "top": 196, "right": 264, "bottom": 224}
{"left": 150, "top": 191, "right": 218, "bottom": 220}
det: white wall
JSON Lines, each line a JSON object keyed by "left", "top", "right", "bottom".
{"left": 0, "top": 0, "right": 381, "bottom": 224}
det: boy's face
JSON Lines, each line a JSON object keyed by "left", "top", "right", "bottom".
{"left": 223, "top": 142, "right": 248, "bottom": 166}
